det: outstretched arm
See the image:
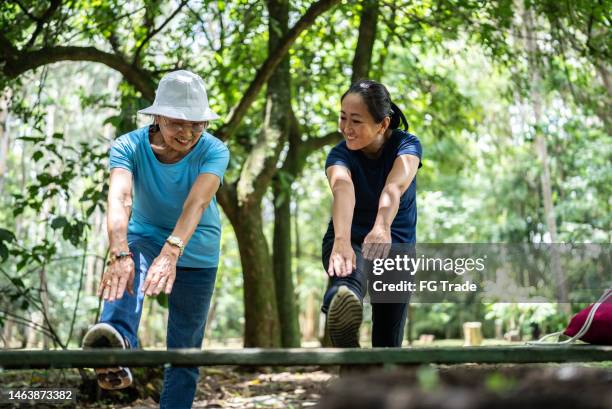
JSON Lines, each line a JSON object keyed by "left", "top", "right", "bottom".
{"left": 363, "top": 154, "right": 420, "bottom": 260}
{"left": 326, "top": 165, "right": 356, "bottom": 277}
{"left": 142, "top": 173, "right": 221, "bottom": 296}
{"left": 100, "top": 168, "right": 135, "bottom": 301}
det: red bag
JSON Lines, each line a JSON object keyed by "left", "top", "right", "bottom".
{"left": 563, "top": 289, "right": 612, "bottom": 345}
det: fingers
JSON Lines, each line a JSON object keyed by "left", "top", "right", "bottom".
{"left": 141, "top": 271, "right": 154, "bottom": 295}
{"left": 142, "top": 265, "right": 173, "bottom": 297}
{"left": 363, "top": 241, "right": 390, "bottom": 261}
{"left": 381, "top": 243, "right": 391, "bottom": 259}
{"left": 127, "top": 266, "right": 135, "bottom": 296}
{"left": 333, "top": 254, "right": 344, "bottom": 277}
{"left": 164, "top": 276, "right": 175, "bottom": 294}
{"left": 108, "top": 274, "right": 119, "bottom": 301}
{"left": 97, "top": 278, "right": 104, "bottom": 297}
{"left": 152, "top": 275, "right": 168, "bottom": 296}
{"left": 345, "top": 258, "right": 353, "bottom": 276}
{"left": 115, "top": 274, "right": 128, "bottom": 301}
{"left": 328, "top": 242, "right": 358, "bottom": 277}
{"left": 102, "top": 282, "right": 111, "bottom": 300}
{"left": 371, "top": 243, "right": 383, "bottom": 260}
{"left": 363, "top": 242, "right": 373, "bottom": 260}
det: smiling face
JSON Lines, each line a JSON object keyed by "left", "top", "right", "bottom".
{"left": 157, "top": 116, "right": 207, "bottom": 153}
{"left": 339, "top": 93, "right": 389, "bottom": 152}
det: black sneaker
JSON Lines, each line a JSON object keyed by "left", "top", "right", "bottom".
{"left": 326, "top": 285, "right": 363, "bottom": 348}
{"left": 82, "top": 323, "right": 133, "bottom": 390}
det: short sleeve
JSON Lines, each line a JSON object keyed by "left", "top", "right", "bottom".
{"left": 325, "top": 142, "right": 352, "bottom": 172}
{"left": 397, "top": 133, "right": 423, "bottom": 168}
{"left": 109, "top": 134, "right": 135, "bottom": 172}
{"left": 199, "top": 140, "right": 230, "bottom": 184}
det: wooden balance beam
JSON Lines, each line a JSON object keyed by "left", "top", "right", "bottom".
{"left": 1, "top": 346, "right": 611, "bottom": 370}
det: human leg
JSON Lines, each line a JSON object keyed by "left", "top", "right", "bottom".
{"left": 371, "top": 302, "right": 408, "bottom": 347}
{"left": 83, "top": 239, "right": 160, "bottom": 389}
{"left": 321, "top": 239, "right": 366, "bottom": 347}
{"left": 159, "top": 266, "right": 217, "bottom": 409}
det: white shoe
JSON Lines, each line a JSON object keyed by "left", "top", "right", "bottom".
{"left": 82, "top": 323, "right": 133, "bottom": 390}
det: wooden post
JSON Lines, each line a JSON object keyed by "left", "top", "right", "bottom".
{"left": 463, "top": 322, "right": 483, "bottom": 346}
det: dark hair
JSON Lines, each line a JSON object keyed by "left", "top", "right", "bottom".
{"left": 341, "top": 79, "right": 409, "bottom": 131}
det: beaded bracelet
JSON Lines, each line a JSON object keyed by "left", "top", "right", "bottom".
{"left": 106, "top": 251, "right": 133, "bottom": 266}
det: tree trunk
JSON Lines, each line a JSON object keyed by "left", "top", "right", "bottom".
{"left": 235, "top": 203, "right": 281, "bottom": 347}
{"left": 272, "top": 174, "right": 301, "bottom": 347}
{"left": 265, "top": 0, "right": 301, "bottom": 347}
{"left": 351, "top": 0, "right": 379, "bottom": 83}
{"left": 523, "top": 8, "right": 569, "bottom": 309}
{"left": 0, "top": 88, "right": 12, "bottom": 195}
{"left": 271, "top": 0, "right": 380, "bottom": 347}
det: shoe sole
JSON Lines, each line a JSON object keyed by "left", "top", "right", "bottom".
{"left": 327, "top": 286, "right": 362, "bottom": 348}
{"left": 82, "top": 323, "right": 133, "bottom": 390}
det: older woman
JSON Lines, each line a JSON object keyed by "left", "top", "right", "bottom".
{"left": 322, "top": 79, "right": 422, "bottom": 348}
{"left": 82, "top": 70, "right": 229, "bottom": 409}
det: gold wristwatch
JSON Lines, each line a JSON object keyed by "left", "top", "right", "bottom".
{"left": 165, "top": 235, "right": 185, "bottom": 256}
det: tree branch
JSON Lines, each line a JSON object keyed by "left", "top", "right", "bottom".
{"left": 300, "top": 130, "right": 341, "bottom": 157}
{"left": 0, "top": 38, "right": 156, "bottom": 100}
{"left": 25, "top": 0, "right": 63, "bottom": 49}
{"left": 132, "top": 0, "right": 189, "bottom": 66}
{"left": 215, "top": 0, "right": 341, "bottom": 142}
{"left": 13, "top": 0, "right": 40, "bottom": 21}
{"left": 282, "top": 0, "right": 375, "bottom": 177}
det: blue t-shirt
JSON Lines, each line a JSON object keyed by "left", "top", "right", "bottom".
{"left": 324, "top": 129, "right": 422, "bottom": 244}
{"left": 109, "top": 126, "right": 230, "bottom": 268}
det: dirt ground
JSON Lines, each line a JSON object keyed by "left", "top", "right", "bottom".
{"left": 1, "top": 363, "right": 611, "bottom": 408}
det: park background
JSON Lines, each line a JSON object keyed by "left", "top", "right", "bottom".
{"left": 0, "top": 0, "right": 610, "bottom": 352}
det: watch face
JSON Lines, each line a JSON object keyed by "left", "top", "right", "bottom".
{"left": 167, "top": 236, "right": 184, "bottom": 253}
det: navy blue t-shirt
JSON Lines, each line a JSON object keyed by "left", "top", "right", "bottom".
{"left": 324, "top": 129, "right": 422, "bottom": 244}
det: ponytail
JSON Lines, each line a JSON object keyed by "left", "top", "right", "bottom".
{"left": 389, "top": 101, "right": 409, "bottom": 131}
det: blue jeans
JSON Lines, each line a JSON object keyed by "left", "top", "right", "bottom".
{"left": 100, "top": 239, "right": 217, "bottom": 409}
{"left": 321, "top": 235, "right": 409, "bottom": 347}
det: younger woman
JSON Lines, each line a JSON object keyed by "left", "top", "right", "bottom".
{"left": 322, "top": 80, "right": 422, "bottom": 347}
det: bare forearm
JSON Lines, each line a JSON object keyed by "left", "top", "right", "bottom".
{"left": 107, "top": 198, "right": 131, "bottom": 252}
{"left": 331, "top": 181, "right": 355, "bottom": 240}
{"left": 374, "top": 184, "right": 402, "bottom": 229}
{"left": 170, "top": 198, "right": 210, "bottom": 245}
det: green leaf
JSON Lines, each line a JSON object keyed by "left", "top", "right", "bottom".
{"left": 0, "top": 228, "right": 15, "bottom": 242}
{"left": 50, "top": 216, "right": 68, "bottom": 230}
{"left": 0, "top": 228, "right": 15, "bottom": 263}
{"left": 0, "top": 245, "right": 8, "bottom": 262}
{"left": 156, "top": 293, "right": 169, "bottom": 308}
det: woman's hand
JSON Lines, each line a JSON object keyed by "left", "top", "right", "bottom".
{"left": 328, "top": 238, "right": 356, "bottom": 277}
{"left": 142, "top": 245, "right": 179, "bottom": 296}
{"left": 363, "top": 224, "right": 392, "bottom": 260}
{"left": 98, "top": 256, "right": 135, "bottom": 302}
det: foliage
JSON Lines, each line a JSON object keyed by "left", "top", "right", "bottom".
{"left": 0, "top": 0, "right": 609, "bottom": 347}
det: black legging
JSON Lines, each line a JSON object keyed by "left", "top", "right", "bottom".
{"left": 321, "top": 234, "right": 410, "bottom": 347}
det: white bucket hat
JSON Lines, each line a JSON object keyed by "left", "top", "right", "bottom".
{"left": 138, "top": 70, "right": 220, "bottom": 121}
